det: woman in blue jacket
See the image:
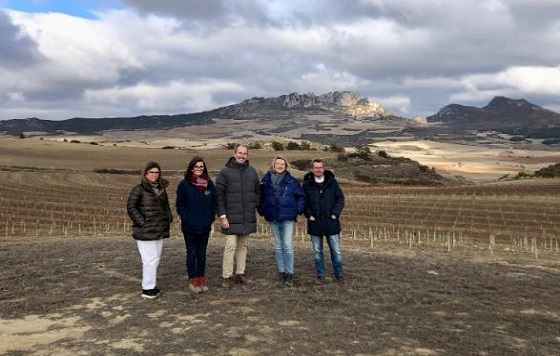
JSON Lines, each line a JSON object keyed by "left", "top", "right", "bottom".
{"left": 259, "top": 156, "right": 304, "bottom": 286}
{"left": 176, "top": 157, "right": 217, "bottom": 293}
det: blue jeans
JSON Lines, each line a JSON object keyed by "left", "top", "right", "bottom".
{"left": 310, "top": 234, "right": 343, "bottom": 280}
{"left": 270, "top": 221, "right": 295, "bottom": 274}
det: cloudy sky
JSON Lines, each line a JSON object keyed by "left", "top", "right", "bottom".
{"left": 1, "top": 0, "right": 559, "bottom": 120}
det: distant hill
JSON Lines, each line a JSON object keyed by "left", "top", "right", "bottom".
{"left": 426, "top": 96, "right": 560, "bottom": 138}
{"left": 0, "top": 91, "right": 385, "bottom": 135}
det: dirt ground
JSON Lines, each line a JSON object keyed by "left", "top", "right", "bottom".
{"left": 1, "top": 235, "right": 560, "bottom": 356}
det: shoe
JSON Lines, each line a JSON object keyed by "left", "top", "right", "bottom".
{"left": 234, "top": 274, "right": 247, "bottom": 284}
{"left": 201, "top": 276, "right": 209, "bottom": 292}
{"left": 222, "top": 277, "right": 234, "bottom": 288}
{"left": 141, "top": 288, "right": 159, "bottom": 299}
{"left": 284, "top": 273, "right": 294, "bottom": 287}
{"left": 279, "top": 272, "right": 287, "bottom": 282}
{"left": 335, "top": 276, "right": 345, "bottom": 285}
{"left": 315, "top": 277, "right": 326, "bottom": 287}
{"left": 189, "top": 278, "right": 202, "bottom": 293}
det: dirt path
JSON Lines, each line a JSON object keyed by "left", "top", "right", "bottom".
{"left": 1, "top": 236, "right": 560, "bottom": 355}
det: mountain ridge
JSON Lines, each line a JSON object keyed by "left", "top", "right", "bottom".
{"left": 0, "top": 91, "right": 385, "bottom": 135}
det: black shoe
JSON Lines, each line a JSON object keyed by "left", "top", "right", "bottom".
{"left": 141, "top": 288, "right": 160, "bottom": 299}
{"left": 284, "top": 273, "right": 294, "bottom": 287}
{"left": 234, "top": 274, "right": 248, "bottom": 284}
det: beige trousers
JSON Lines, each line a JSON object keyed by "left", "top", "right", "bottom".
{"left": 222, "top": 234, "right": 249, "bottom": 278}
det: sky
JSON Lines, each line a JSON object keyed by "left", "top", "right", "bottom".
{"left": 1, "top": 0, "right": 560, "bottom": 120}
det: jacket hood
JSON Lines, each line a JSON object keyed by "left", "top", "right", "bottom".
{"left": 225, "top": 156, "right": 250, "bottom": 169}
{"left": 304, "top": 169, "right": 335, "bottom": 183}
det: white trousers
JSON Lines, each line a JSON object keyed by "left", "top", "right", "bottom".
{"left": 136, "top": 240, "right": 164, "bottom": 290}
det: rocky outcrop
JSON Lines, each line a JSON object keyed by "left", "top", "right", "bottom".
{"left": 238, "top": 91, "right": 385, "bottom": 118}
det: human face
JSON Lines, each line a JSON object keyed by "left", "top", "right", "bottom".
{"left": 145, "top": 168, "right": 160, "bottom": 183}
{"left": 274, "top": 159, "right": 287, "bottom": 174}
{"left": 234, "top": 146, "right": 248, "bottom": 164}
{"left": 312, "top": 162, "right": 324, "bottom": 178}
{"left": 192, "top": 161, "right": 205, "bottom": 177}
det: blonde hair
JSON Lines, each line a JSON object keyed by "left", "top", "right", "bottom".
{"left": 271, "top": 156, "right": 289, "bottom": 171}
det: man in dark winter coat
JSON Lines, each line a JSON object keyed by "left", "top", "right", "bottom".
{"left": 127, "top": 161, "right": 173, "bottom": 299}
{"left": 303, "top": 159, "right": 345, "bottom": 284}
{"left": 215, "top": 144, "right": 260, "bottom": 287}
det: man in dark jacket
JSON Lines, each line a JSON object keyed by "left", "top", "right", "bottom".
{"left": 303, "top": 159, "right": 345, "bottom": 284}
{"left": 127, "top": 161, "right": 173, "bottom": 299}
{"left": 215, "top": 144, "right": 260, "bottom": 287}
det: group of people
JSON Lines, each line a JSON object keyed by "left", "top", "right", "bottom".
{"left": 127, "top": 144, "right": 345, "bottom": 299}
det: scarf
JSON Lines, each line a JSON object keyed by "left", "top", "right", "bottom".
{"left": 191, "top": 175, "right": 209, "bottom": 192}
{"left": 150, "top": 182, "right": 162, "bottom": 196}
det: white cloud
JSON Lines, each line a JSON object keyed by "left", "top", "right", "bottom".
{"left": 84, "top": 80, "right": 245, "bottom": 113}
{"left": 1, "top": 1, "right": 560, "bottom": 120}
{"left": 370, "top": 95, "right": 411, "bottom": 114}
{"left": 450, "top": 65, "right": 560, "bottom": 103}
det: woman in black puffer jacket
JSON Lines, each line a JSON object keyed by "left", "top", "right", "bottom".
{"left": 127, "top": 161, "right": 173, "bottom": 299}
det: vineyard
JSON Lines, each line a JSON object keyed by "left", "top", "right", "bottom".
{"left": 2, "top": 170, "right": 559, "bottom": 257}
{"left": 2, "top": 169, "right": 560, "bottom": 355}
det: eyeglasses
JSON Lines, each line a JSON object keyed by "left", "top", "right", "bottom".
{"left": 193, "top": 165, "right": 205, "bottom": 169}
{"left": 147, "top": 170, "right": 160, "bottom": 174}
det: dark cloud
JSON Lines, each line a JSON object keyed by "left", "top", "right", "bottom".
{"left": 121, "top": 0, "right": 271, "bottom": 27}
{"left": 2, "top": 2, "right": 560, "bottom": 120}
{"left": 0, "top": 10, "right": 43, "bottom": 68}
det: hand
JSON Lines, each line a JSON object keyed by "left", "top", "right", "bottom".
{"left": 309, "top": 216, "right": 316, "bottom": 222}
{"left": 220, "top": 216, "right": 230, "bottom": 229}
{"left": 331, "top": 214, "right": 337, "bottom": 220}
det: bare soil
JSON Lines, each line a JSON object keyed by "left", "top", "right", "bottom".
{"left": 2, "top": 236, "right": 560, "bottom": 355}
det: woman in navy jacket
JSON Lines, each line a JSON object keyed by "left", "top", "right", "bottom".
{"left": 259, "top": 156, "right": 304, "bottom": 286}
{"left": 176, "top": 157, "right": 217, "bottom": 293}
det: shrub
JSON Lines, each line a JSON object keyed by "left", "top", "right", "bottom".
{"left": 161, "top": 146, "right": 175, "bottom": 149}
{"left": 70, "top": 140, "right": 81, "bottom": 144}
{"left": 535, "top": 163, "right": 560, "bottom": 178}
{"left": 377, "top": 150, "right": 389, "bottom": 158}
{"left": 348, "top": 145, "right": 372, "bottom": 160}
{"left": 19, "top": 133, "right": 25, "bottom": 139}
{"left": 329, "top": 144, "right": 345, "bottom": 153}
{"left": 509, "top": 136, "right": 525, "bottom": 142}
{"left": 286, "top": 141, "right": 301, "bottom": 150}
{"left": 290, "top": 159, "right": 313, "bottom": 171}
{"left": 224, "top": 142, "right": 237, "bottom": 150}
{"left": 90, "top": 142, "right": 99, "bottom": 145}
{"left": 300, "top": 141, "right": 312, "bottom": 150}
{"left": 542, "top": 138, "right": 560, "bottom": 145}
{"left": 271, "top": 141, "right": 285, "bottom": 151}
{"left": 248, "top": 141, "right": 263, "bottom": 149}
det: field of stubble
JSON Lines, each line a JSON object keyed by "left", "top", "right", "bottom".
{"left": 1, "top": 138, "right": 560, "bottom": 355}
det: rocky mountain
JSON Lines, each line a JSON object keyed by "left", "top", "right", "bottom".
{"left": 426, "top": 96, "right": 560, "bottom": 138}
{"left": 0, "top": 91, "right": 385, "bottom": 135}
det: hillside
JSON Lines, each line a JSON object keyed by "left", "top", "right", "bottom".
{"left": 426, "top": 96, "right": 560, "bottom": 138}
{"left": 0, "top": 91, "right": 386, "bottom": 135}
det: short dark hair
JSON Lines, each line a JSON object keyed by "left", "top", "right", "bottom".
{"left": 185, "top": 156, "right": 209, "bottom": 181}
{"left": 143, "top": 161, "right": 161, "bottom": 175}
{"left": 312, "top": 159, "right": 324, "bottom": 167}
